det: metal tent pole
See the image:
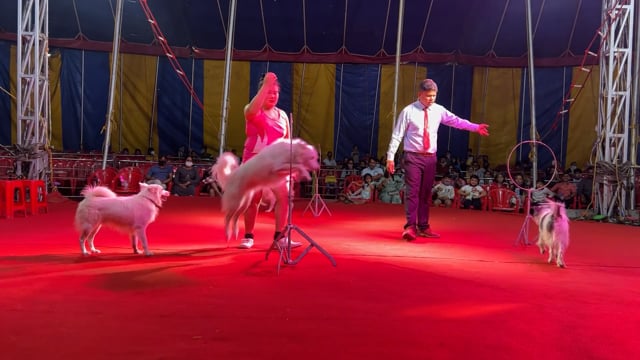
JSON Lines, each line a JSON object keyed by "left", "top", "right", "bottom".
{"left": 218, "top": 0, "right": 238, "bottom": 156}
{"left": 102, "top": 0, "right": 124, "bottom": 169}
{"left": 391, "top": 0, "right": 405, "bottom": 126}
{"left": 525, "top": 0, "right": 538, "bottom": 186}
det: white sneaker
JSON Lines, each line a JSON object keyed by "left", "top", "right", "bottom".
{"left": 278, "top": 237, "right": 302, "bottom": 249}
{"left": 238, "top": 238, "right": 254, "bottom": 249}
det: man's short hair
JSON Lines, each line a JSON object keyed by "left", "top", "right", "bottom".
{"left": 419, "top": 79, "right": 438, "bottom": 92}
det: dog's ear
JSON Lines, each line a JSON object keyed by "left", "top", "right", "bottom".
{"left": 139, "top": 182, "right": 148, "bottom": 190}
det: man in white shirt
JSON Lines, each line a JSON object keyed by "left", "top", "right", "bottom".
{"left": 386, "top": 79, "right": 490, "bottom": 241}
{"left": 361, "top": 158, "right": 384, "bottom": 183}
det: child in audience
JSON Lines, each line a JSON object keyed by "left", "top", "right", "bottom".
{"left": 377, "top": 171, "right": 405, "bottom": 204}
{"left": 432, "top": 174, "right": 455, "bottom": 207}
{"left": 459, "top": 175, "right": 487, "bottom": 210}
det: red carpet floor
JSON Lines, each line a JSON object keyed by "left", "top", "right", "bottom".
{"left": 1, "top": 194, "right": 639, "bottom": 359}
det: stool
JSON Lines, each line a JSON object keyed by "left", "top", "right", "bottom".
{"left": 0, "top": 180, "right": 28, "bottom": 219}
{"left": 22, "top": 179, "right": 48, "bottom": 215}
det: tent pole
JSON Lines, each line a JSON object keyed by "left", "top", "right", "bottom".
{"left": 391, "top": 0, "right": 405, "bottom": 127}
{"left": 525, "top": 0, "right": 538, "bottom": 186}
{"left": 218, "top": 0, "right": 238, "bottom": 156}
{"left": 102, "top": 0, "right": 124, "bottom": 170}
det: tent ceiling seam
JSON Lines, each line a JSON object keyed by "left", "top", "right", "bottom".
{"left": 490, "top": 0, "right": 511, "bottom": 52}
{"left": 72, "top": 0, "right": 83, "bottom": 37}
{"left": 418, "top": 0, "right": 434, "bottom": 48}
{"left": 566, "top": 0, "right": 583, "bottom": 53}
{"left": 380, "top": 0, "right": 391, "bottom": 55}
{"left": 216, "top": 0, "right": 227, "bottom": 39}
{"left": 259, "top": 0, "right": 268, "bottom": 49}
{"left": 342, "top": 0, "right": 348, "bottom": 49}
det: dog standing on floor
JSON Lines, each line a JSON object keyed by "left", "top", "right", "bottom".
{"left": 74, "top": 183, "right": 170, "bottom": 256}
{"left": 212, "top": 138, "right": 319, "bottom": 241}
{"left": 535, "top": 200, "right": 570, "bottom": 268}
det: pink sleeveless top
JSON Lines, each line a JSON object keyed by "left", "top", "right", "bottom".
{"left": 242, "top": 108, "right": 290, "bottom": 162}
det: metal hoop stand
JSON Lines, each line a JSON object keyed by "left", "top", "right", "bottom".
{"left": 507, "top": 140, "right": 557, "bottom": 246}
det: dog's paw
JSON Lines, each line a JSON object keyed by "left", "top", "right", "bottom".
{"left": 143, "top": 251, "right": 154, "bottom": 256}
{"left": 90, "top": 248, "right": 101, "bottom": 254}
{"left": 133, "top": 248, "right": 141, "bottom": 255}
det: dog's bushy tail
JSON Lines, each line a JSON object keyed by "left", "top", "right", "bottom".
{"left": 80, "top": 186, "right": 117, "bottom": 198}
{"left": 211, "top": 152, "right": 239, "bottom": 191}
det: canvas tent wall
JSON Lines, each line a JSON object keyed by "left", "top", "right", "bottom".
{"left": 0, "top": 0, "right": 613, "bottom": 168}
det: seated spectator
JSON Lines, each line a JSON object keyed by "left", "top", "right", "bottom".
{"left": 172, "top": 156, "right": 200, "bottom": 196}
{"left": 459, "top": 175, "right": 487, "bottom": 210}
{"left": 322, "top": 168, "right": 338, "bottom": 197}
{"left": 575, "top": 167, "right": 593, "bottom": 207}
{"left": 201, "top": 167, "right": 222, "bottom": 197}
{"left": 432, "top": 174, "right": 455, "bottom": 207}
{"left": 530, "top": 180, "right": 555, "bottom": 213}
{"left": 361, "top": 158, "right": 384, "bottom": 183}
{"left": 340, "top": 174, "right": 375, "bottom": 204}
{"left": 322, "top": 151, "right": 337, "bottom": 168}
{"left": 436, "top": 157, "right": 449, "bottom": 179}
{"left": 488, "top": 172, "right": 508, "bottom": 192}
{"left": 377, "top": 171, "right": 405, "bottom": 204}
{"left": 351, "top": 145, "right": 360, "bottom": 164}
{"left": 146, "top": 155, "right": 173, "bottom": 189}
{"left": 340, "top": 159, "right": 358, "bottom": 180}
{"left": 551, "top": 173, "right": 577, "bottom": 208}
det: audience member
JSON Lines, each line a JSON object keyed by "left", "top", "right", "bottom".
{"left": 432, "top": 174, "right": 455, "bottom": 207}
{"left": 377, "top": 171, "right": 405, "bottom": 204}
{"left": 172, "top": 156, "right": 200, "bottom": 196}
{"left": 361, "top": 158, "right": 384, "bottom": 182}
{"left": 551, "top": 173, "right": 577, "bottom": 208}
{"left": 459, "top": 175, "right": 487, "bottom": 210}
{"left": 145, "top": 155, "right": 173, "bottom": 189}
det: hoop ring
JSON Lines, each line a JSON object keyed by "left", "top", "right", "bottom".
{"left": 506, "top": 140, "right": 557, "bottom": 191}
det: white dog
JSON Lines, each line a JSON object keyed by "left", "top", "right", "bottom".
{"left": 212, "top": 138, "right": 319, "bottom": 241}
{"left": 74, "top": 183, "right": 170, "bottom": 256}
{"left": 535, "top": 200, "right": 570, "bottom": 268}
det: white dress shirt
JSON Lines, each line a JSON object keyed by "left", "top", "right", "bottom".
{"left": 387, "top": 101, "right": 480, "bottom": 161}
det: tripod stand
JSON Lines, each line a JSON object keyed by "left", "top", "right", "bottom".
{"left": 264, "top": 115, "right": 337, "bottom": 274}
{"left": 303, "top": 171, "right": 332, "bottom": 217}
{"left": 515, "top": 189, "right": 535, "bottom": 246}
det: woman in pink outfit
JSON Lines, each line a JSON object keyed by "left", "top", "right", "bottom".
{"left": 238, "top": 72, "right": 300, "bottom": 250}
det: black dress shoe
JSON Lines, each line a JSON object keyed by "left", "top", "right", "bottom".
{"left": 417, "top": 228, "right": 440, "bottom": 238}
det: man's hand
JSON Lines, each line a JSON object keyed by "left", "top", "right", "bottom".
{"left": 386, "top": 160, "right": 395, "bottom": 174}
{"left": 477, "top": 124, "right": 490, "bottom": 136}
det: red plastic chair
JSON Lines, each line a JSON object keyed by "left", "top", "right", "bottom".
{"left": 22, "top": 179, "right": 48, "bottom": 215}
{"left": 113, "top": 167, "right": 145, "bottom": 195}
{"left": 87, "top": 167, "right": 118, "bottom": 190}
{"left": 488, "top": 188, "right": 519, "bottom": 212}
{"left": 0, "top": 180, "right": 28, "bottom": 218}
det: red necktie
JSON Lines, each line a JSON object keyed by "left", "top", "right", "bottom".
{"left": 423, "top": 108, "right": 430, "bottom": 152}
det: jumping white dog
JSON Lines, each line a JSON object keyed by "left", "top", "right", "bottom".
{"left": 74, "top": 183, "right": 170, "bottom": 256}
{"left": 535, "top": 200, "right": 570, "bottom": 268}
{"left": 212, "top": 138, "right": 319, "bottom": 241}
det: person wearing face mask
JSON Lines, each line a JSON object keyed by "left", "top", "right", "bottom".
{"left": 145, "top": 155, "right": 173, "bottom": 190}
{"left": 172, "top": 156, "right": 200, "bottom": 196}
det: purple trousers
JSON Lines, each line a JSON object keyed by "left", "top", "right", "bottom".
{"left": 403, "top": 152, "right": 437, "bottom": 231}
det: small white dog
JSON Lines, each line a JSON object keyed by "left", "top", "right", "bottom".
{"left": 74, "top": 183, "right": 170, "bottom": 256}
{"left": 212, "top": 138, "right": 319, "bottom": 241}
{"left": 535, "top": 200, "right": 570, "bottom": 268}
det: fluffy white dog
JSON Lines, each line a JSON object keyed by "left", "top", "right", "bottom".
{"left": 74, "top": 183, "right": 170, "bottom": 256}
{"left": 535, "top": 200, "right": 570, "bottom": 268}
{"left": 212, "top": 138, "right": 319, "bottom": 241}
